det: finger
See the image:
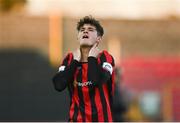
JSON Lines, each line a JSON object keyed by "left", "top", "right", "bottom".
{"left": 77, "top": 49, "right": 81, "bottom": 54}
{"left": 96, "top": 42, "right": 99, "bottom": 47}
{"left": 93, "top": 42, "right": 98, "bottom": 48}
{"left": 77, "top": 48, "right": 80, "bottom": 52}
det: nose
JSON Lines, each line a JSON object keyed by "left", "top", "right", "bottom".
{"left": 83, "top": 29, "right": 88, "bottom": 34}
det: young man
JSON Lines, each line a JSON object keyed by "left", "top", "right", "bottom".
{"left": 52, "top": 16, "right": 115, "bottom": 122}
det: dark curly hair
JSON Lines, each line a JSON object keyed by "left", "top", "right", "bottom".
{"left": 77, "top": 16, "right": 104, "bottom": 36}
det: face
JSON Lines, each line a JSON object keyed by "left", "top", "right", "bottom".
{"left": 77, "top": 24, "right": 102, "bottom": 46}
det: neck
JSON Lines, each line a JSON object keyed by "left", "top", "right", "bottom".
{"left": 80, "top": 45, "right": 92, "bottom": 62}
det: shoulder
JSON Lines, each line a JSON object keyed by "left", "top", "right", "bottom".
{"left": 98, "top": 50, "right": 114, "bottom": 60}
{"left": 65, "top": 52, "right": 73, "bottom": 58}
{"left": 98, "top": 50, "right": 115, "bottom": 66}
{"left": 63, "top": 52, "right": 73, "bottom": 60}
{"left": 61, "top": 52, "right": 74, "bottom": 65}
{"left": 99, "top": 50, "right": 113, "bottom": 58}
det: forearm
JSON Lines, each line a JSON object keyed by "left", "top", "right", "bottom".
{"left": 88, "top": 57, "right": 111, "bottom": 85}
{"left": 87, "top": 57, "right": 99, "bottom": 85}
{"left": 53, "top": 60, "right": 78, "bottom": 91}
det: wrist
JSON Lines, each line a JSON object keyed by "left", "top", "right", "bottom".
{"left": 88, "top": 54, "right": 97, "bottom": 58}
{"left": 74, "top": 57, "right": 80, "bottom": 61}
{"left": 73, "top": 54, "right": 80, "bottom": 61}
{"left": 88, "top": 56, "right": 97, "bottom": 60}
{"left": 72, "top": 59, "right": 79, "bottom": 64}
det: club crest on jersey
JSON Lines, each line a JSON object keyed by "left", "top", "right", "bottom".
{"left": 102, "top": 62, "right": 113, "bottom": 74}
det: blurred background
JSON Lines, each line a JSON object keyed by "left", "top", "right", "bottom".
{"left": 0, "top": 0, "right": 180, "bottom": 121}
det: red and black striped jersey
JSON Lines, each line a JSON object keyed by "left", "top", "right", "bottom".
{"left": 53, "top": 50, "right": 115, "bottom": 122}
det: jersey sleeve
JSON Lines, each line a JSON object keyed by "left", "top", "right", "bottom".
{"left": 52, "top": 53, "right": 78, "bottom": 92}
{"left": 87, "top": 50, "right": 115, "bottom": 85}
{"left": 99, "top": 51, "right": 115, "bottom": 83}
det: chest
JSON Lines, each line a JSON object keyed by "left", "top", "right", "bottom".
{"left": 74, "top": 63, "right": 89, "bottom": 86}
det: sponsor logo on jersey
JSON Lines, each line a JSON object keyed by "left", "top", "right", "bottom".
{"left": 74, "top": 81, "right": 92, "bottom": 87}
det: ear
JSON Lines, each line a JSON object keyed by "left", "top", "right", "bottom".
{"left": 96, "top": 36, "right": 102, "bottom": 43}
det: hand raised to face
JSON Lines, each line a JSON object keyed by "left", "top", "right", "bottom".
{"left": 88, "top": 42, "right": 100, "bottom": 58}
{"left": 73, "top": 48, "right": 81, "bottom": 61}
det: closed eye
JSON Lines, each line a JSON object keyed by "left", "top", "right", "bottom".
{"left": 80, "top": 29, "right": 85, "bottom": 32}
{"left": 79, "top": 27, "right": 96, "bottom": 32}
{"left": 88, "top": 29, "right": 94, "bottom": 31}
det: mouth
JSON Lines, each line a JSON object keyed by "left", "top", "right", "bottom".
{"left": 82, "top": 35, "right": 89, "bottom": 39}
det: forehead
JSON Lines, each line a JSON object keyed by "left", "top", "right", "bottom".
{"left": 80, "top": 24, "right": 96, "bottom": 29}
